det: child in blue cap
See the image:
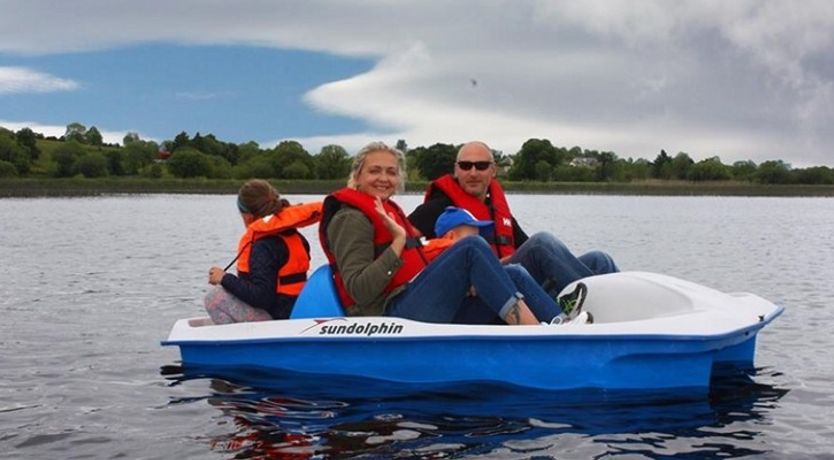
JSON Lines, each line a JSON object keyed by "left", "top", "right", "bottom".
{"left": 434, "top": 206, "right": 494, "bottom": 241}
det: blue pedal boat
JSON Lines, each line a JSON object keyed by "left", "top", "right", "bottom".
{"left": 162, "top": 267, "right": 782, "bottom": 393}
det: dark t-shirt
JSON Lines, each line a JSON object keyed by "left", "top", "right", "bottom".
{"left": 407, "top": 186, "right": 529, "bottom": 245}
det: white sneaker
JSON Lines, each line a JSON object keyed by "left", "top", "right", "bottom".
{"left": 563, "top": 311, "right": 594, "bottom": 325}
{"left": 542, "top": 311, "right": 593, "bottom": 326}
{"left": 557, "top": 282, "right": 588, "bottom": 321}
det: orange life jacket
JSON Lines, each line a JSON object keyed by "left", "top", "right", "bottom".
{"left": 319, "top": 188, "right": 452, "bottom": 311}
{"left": 425, "top": 174, "right": 516, "bottom": 257}
{"left": 237, "top": 201, "right": 322, "bottom": 296}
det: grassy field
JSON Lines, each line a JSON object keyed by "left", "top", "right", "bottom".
{"left": 3, "top": 177, "right": 834, "bottom": 197}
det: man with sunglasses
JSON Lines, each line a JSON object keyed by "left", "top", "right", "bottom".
{"left": 408, "top": 141, "right": 619, "bottom": 296}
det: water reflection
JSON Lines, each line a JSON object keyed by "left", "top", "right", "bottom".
{"left": 160, "top": 364, "right": 788, "bottom": 459}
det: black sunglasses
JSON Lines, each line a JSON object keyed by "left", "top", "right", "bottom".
{"left": 456, "top": 161, "right": 493, "bottom": 171}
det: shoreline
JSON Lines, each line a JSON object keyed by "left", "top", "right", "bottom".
{"left": 2, "top": 177, "right": 834, "bottom": 197}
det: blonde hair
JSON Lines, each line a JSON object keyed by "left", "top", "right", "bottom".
{"left": 237, "top": 179, "right": 289, "bottom": 217}
{"left": 347, "top": 141, "right": 407, "bottom": 193}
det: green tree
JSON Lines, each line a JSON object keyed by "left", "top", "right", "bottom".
{"left": 166, "top": 148, "right": 212, "bottom": 178}
{"left": 270, "top": 141, "right": 314, "bottom": 179}
{"left": 0, "top": 133, "right": 31, "bottom": 175}
{"left": 283, "top": 160, "right": 311, "bottom": 179}
{"left": 104, "top": 150, "right": 126, "bottom": 176}
{"left": 123, "top": 132, "right": 141, "bottom": 145}
{"left": 123, "top": 141, "right": 157, "bottom": 175}
{"left": 172, "top": 131, "right": 190, "bottom": 151}
{"left": 51, "top": 140, "right": 86, "bottom": 177}
{"left": 687, "top": 157, "right": 731, "bottom": 181}
{"left": 85, "top": 126, "right": 103, "bottom": 146}
{"left": 233, "top": 155, "right": 276, "bottom": 179}
{"left": 0, "top": 160, "right": 18, "bottom": 177}
{"left": 76, "top": 152, "right": 109, "bottom": 177}
{"left": 508, "top": 138, "right": 565, "bottom": 180}
{"left": 620, "top": 158, "right": 652, "bottom": 181}
{"left": 755, "top": 160, "right": 792, "bottom": 184}
{"left": 493, "top": 150, "right": 511, "bottom": 168}
{"left": 395, "top": 139, "right": 408, "bottom": 154}
{"left": 207, "top": 155, "right": 233, "bottom": 179}
{"left": 795, "top": 166, "right": 834, "bottom": 184}
{"left": 16, "top": 127, "right": 40, "bottom": 160}
{"left": 595, "top": 151, "right": 618, "bottom": 181}
{"left": 315, "top": 144, "right": 351, "bottom": 179}
{"left": 405, "top": 149, "right": 420, "bottom": 181}
{"left": 237, "top": 141, "right": 262, "bottom": 163}
{"left": 669, "top": 152, "right": 694, "bottom": 180}
{"left": 534, "top": 159, "right": 552, "bottom": 181}
{"left": 492, "top": 150, "right": 511, "bottom": 178}
{"left": 730, "top": 160, "right": 757, "bottom": 181}
{"left": 143, "top": 163, "right": 163, "bottom": 179}
{"left": 553, "top": 164, "right": 594, "bottom": 182}
{"left": 192, "top": 133, "right": 238, "bottom": 165}
{"left": 652, "top": 150, "right": 671, "bottom": 179}
{"left": 567, "top": 146, "right": 583, "bottom": 162}
{"left": 65, "top": 122, "right": 87, "bottom": 143}
{"left": 413, "top": 143, "right": 457, "bottom": 180}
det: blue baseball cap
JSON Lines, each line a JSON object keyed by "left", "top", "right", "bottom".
{"left": 434, "top": 206, "right": 494, "bottom": 237}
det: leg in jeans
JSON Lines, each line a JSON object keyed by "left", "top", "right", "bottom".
{"left": 386, "top": 236, "right": 523, "bottom": 323}
{"left": 578, "top": 250, "right": 619, "bottom": 275}
{"left": 451, "top": 296, "right": 502, "bottom": 324}
{"left": 504, "top": 264, "right": 562, "bottom": 321}
{"left": 508, "top": 232, "right": 619, "bottom": 294}
{"left": 454, "top": 264, "right": 565, "bottom": 324}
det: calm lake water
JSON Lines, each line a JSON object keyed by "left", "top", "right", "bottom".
{"left": 2, "top": 193, "right": 833, "bottom": 459}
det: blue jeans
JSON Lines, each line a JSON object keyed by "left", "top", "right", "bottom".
{"left": 505, "top": 264, "right": 562, "bottom": 320}
{"left": 386, "top": 236, "right": 523, "bottom": 323}
{"left": 508, "top": 232, "right": 619, "bottom": 295}
{"left": 451, "top": 263, "right": 563, "bottom": 324}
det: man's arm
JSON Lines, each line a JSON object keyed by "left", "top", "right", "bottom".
{"left": 407, "top": 194, "right": 453, "bottom": 238}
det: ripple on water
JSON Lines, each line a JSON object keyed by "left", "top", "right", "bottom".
{"left": 150, "top": 363, "right": 794, "bottom": 459}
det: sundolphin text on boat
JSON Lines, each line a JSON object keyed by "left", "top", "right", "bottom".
{"left": 162, "top": 267, "right": 782, "bottom": 392}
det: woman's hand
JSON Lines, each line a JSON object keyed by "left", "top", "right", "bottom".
{"left": 374, "top": 197, "right": 406, "bottom": 240}
{"left": 374, "top": 197, "right": 406, "bottom": 256}
{"left": 208, "top": 266, "right": 225, "bottom": 285}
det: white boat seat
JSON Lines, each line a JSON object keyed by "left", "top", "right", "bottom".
{"left": 563, "top": 272, "right": 702, "bottom": 323}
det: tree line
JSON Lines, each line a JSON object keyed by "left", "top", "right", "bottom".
{"left": 1, "top": 123, "right": 833, "bottom": 185}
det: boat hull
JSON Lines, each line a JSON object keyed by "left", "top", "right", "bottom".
{"left": 163, "top": 272, "right": 783, "bottom": 392}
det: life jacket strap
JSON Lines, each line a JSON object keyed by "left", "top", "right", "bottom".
{"left": 405, "top": 236, "right": 423, "bottom": 249}
{"left": 494, "top": 235, "right": 513, "bottom": 246}
{"left": 279, "top": 272, "right": 308, "bottom": 285}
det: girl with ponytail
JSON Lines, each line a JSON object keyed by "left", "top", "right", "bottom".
{"left": 205, "top": 179, "right": 322, "bottom": 324}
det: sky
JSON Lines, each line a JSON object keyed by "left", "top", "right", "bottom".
{"left": 1, "top": 0, "right": 833, "bottom": 167}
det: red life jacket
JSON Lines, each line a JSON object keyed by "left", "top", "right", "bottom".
{"left": 237, "top": 201, "right": 322, "bottom": 296}
{"left": 319, "top": 188, "right": 452, "bottom": 311}
{"left": 426, "top": 174, "right": 516, "bottom": 257}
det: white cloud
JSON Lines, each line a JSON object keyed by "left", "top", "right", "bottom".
{"left": 0, "top": 66, "right": 79, "bottom": 94}
{"left": 2, "top": 1, "right": 834, "bottom": 166}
